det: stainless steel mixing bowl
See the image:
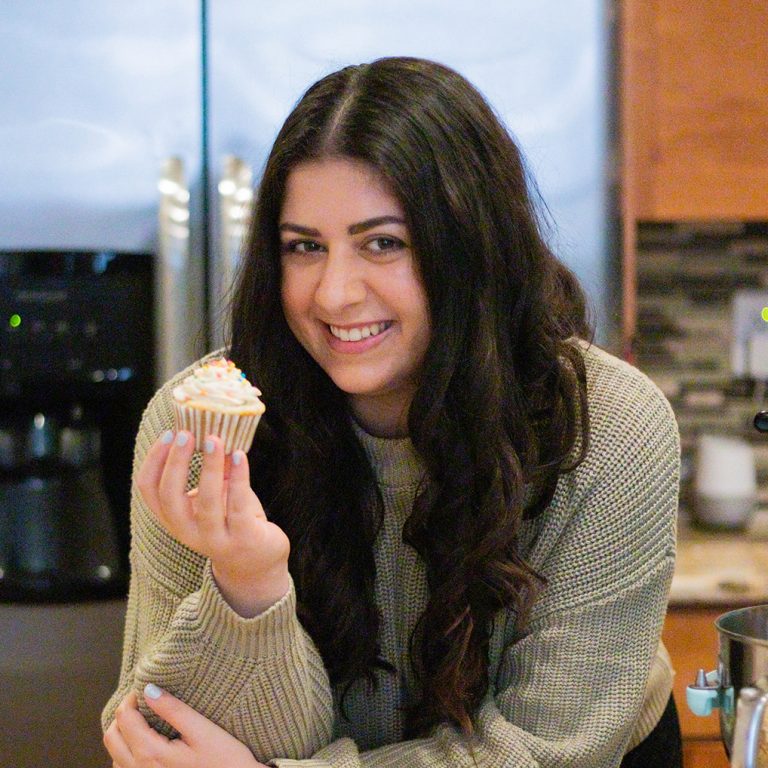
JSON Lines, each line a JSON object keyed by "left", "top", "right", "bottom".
{"left": 687, "top": 604, "right": 768, "bottom": 767}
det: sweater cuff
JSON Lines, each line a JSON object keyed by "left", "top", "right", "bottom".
{"left": 270, "top": 760, "right": 332, "bottom": 768}
{"left": 194, "top": 559, "right": 299, "bottom": 660}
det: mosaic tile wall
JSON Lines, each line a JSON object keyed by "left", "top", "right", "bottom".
{"left": 634, "top": 221, "right": 768, "bottom": 508}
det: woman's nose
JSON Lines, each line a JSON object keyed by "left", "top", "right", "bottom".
{"left": 313, "top": 250, "right": 366, "bottom": 312}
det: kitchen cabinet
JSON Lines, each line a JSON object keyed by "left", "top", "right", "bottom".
{"left": 620, "top": 0, "right": 768, "bottom": 222}
{"left": 662, "top": 608, "right": 729, "bottom": 768}
{"left": 618, "top": 0, "right": 768, "bottom": 355}
{"left": 682, "top": 739, "right": 730, "bottom": 768}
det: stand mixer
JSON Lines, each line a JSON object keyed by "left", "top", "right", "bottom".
{"left": 685, "top": 411, "right": 768, "bottom": 767}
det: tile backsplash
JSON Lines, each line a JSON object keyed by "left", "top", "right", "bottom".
{"left": 634, "top": 221, "right": 768, "bottom": 509}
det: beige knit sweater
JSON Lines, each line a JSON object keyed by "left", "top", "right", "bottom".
{"left": 102, "top": 342, "right": 680, "bottom": 767}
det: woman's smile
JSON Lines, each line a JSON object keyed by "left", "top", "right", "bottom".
{"left": 327, "top": 320, "right": 393, "bottom": 348}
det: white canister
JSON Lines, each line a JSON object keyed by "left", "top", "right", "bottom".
{"left": 693, "top": 434, "right": 757, "bottom": 529}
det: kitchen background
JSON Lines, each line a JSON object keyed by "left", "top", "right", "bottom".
{"left": 634, "top": 222, "right": 768, "bottom": 518}
{"left": 1, "top": 1, "right": 614, "bottom": 766}
{"left": 1, "top": 1, "right": 766, "bottom": 767}
{"left": 621, "top": 3, "right": 768, "bottom": 764}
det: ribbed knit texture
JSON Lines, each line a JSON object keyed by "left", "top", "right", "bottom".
{"left": 102, "top": 342, "right": 679, "bottom": 767}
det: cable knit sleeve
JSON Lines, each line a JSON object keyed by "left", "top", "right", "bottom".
{"left": 100, "top": 354, "right": 335, "bottom": 762}
{"left": 270, "top": 347, "right": 680, "bottom": 768}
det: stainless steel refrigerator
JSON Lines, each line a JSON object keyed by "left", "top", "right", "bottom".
{"left": 0, "top": 3, "right": 615, "bottom": 766}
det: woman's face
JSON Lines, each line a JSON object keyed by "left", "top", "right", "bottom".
{"left": 279, "top": 158, "right": 431, "bottom": 437}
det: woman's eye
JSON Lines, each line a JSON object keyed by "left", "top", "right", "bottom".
{"left": 281, "top": 239, "right": 325, "bottom": 254}
{"left": 364, "top": 236, "right": 405, "bottom": 253}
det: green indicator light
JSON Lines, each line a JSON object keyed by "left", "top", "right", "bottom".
{"left": 9, "top": 314, "right": 21, "bottom": 329}
{"left": 762, "top": 307, "right": 768, "bottom": 323}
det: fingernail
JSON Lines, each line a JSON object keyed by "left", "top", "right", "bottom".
{"left": 144, "top": 683, "right": 163, "bottom": 700}
{"left": 161, "top": 430, "right": 174, "bottom": 445}
{"left": 175, "top": 432, "right": 189, "bottom": 447}
{"left": 204, "top": 438, "right": 214, "bottom": 454}
{"left": 232, "top": 450, "right": 243, "bottom": 466}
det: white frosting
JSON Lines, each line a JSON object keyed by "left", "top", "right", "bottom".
{"left": 172, "top": 358, "right": 265, "bottom": 412}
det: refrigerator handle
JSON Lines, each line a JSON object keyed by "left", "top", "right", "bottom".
{"left": 212, "top": 155, "right": 254, "bottom": 346}
{"left": 156, "top": 156, "right": 195, "bottom": 386}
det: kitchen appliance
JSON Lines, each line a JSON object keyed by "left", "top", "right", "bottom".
{"left": 0, "top": 409, "right": 121, "bottom": 601}
{"left": 687, "top": 606, "right": 768, "bottom": 768}
{"left": 731, "top": 290, "right": 768, "bottom": 381}
{"left": 0, "top": 250, "right": 154, "bottom": 767}
{"left": 0, "top": 1, "right": 617, "bottom": 352}
{"left": 0, "top": 3, "right": 616, "bottom": 765}
{"left": 693, "top": 434, "right": 757, "bottom": 530}
{"left": 687, "top": 415, "right": 768, "bottom": 767}
{"left": 205, "top": 0, "right": 617, "bottom": 346}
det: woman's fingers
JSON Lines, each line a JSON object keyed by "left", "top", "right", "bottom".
{"left": 226, "top": 449, "right": 265, "bottom": 525}
{"left": 142, "top": 683, "right": 212, "bottom": 748}
{"left": 113, "top": 690, "right": 173, "bottom": 762}
{"left": 141, "top": 684, "right": 269, "bottom": 766}
{"left": 194, "top": 435, "right": 229, "bottom": 542}
{"left": 103, "top": 718, "right": 134, "bottom": 767}
{"left": 135, "top": 429, "right": 175, "bottom": 513}
{"left": 156, "top": 431, "right": 196, "bottom": 522}
{"left": 107, "top": 691, "right": 155, "bottom": 766}
{"left": 196, "top": 435, "right": 226, "bottom": 509}
{"left": 136, "top": 428, "right": 270, "bottom": 566}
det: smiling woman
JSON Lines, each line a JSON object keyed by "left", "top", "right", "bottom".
{"left": 279, "top": 158, "right": 430, "bottom": 437}
{"left": 102, "top": 56, "right": 681, "bottom": 768}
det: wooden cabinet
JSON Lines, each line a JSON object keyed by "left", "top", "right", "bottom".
{"left": 620, "top": 0, "right": 768, "bottom": 222}
{"left": 683, "top": 738, "right": 730, "bottom": 768}
{"left": 618, "top": 0, "right": 768, "bottom": 354}
{"left": 662, "top": 608, "right": 729, "bottom": 767}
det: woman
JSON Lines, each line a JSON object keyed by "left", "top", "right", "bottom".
{"left": 102, "top": 57, "right": 681, "bottom": 767}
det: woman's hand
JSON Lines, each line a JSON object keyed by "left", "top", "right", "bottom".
{"left": 136, "top": 430, "right": 290, "bottom": 617}
{"left": 104, "top": 685, "right": 271, "bottom": 768}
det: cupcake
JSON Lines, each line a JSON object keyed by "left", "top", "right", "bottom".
{"left": 171, "top": 358, "right": 265, "bottom": 454}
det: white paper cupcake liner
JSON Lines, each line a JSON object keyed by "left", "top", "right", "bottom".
{"left": 172, "top": 403, "right": 262, "bottom": 454}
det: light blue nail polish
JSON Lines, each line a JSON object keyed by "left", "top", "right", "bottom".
{"left": 232, "top": 450, "right": 243, "bottom": 466}
{"left": 144, "top": 683, "right": 163, "bottom": 700}
{"left": 175, "top": 432, "right": 189, "bottom": 447}
{"left": 160, "top": 430, "right": 174, "bottom": 445}
{"left": 204, "top": 438, "right": 214, "bottom": 454}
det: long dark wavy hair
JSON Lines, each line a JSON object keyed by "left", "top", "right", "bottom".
{"left": 229, "top": 56, "right": 592, "bottom": 738}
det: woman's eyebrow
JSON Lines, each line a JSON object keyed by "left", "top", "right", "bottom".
{"left": 348, "top": 216, "right": 406, "bottom": 235}
{"left": 278, "top": 216, "right": 406, "bottom": 237}
{"left": 279, "top": 222, "right": 320, "bottom": 236}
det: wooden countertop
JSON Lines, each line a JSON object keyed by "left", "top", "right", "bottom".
{"left": 670, "top": 509, "right": 768, "bottom": 607}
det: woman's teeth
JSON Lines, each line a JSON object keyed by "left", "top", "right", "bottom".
{"left": 329, "top": 322, "right": 391, "bottom": 342}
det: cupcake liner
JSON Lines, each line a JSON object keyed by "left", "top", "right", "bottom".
{"left": 172, "top": 403, "right": 262, "bottom": 454}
